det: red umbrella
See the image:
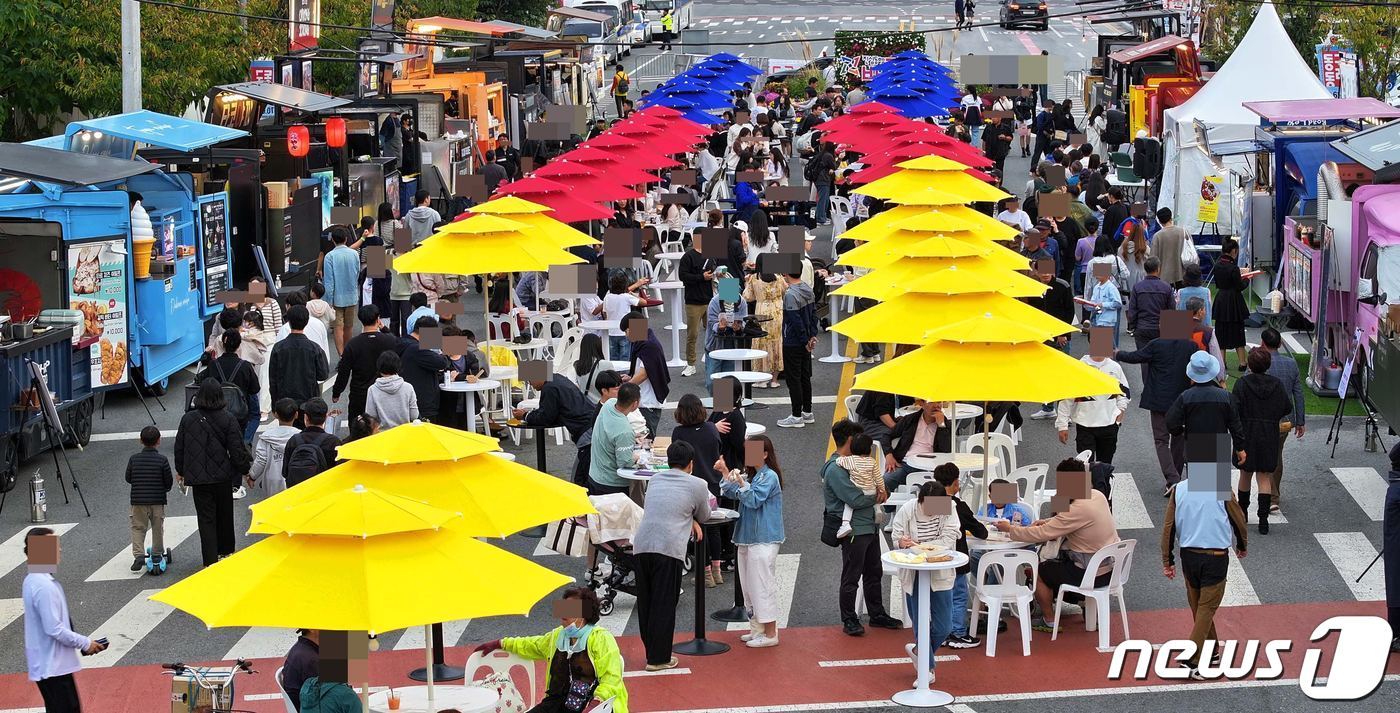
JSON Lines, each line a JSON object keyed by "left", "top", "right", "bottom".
{"left": 820, "top": 113, "right": 911, "bottom": 147}
{"left": 608, "top": 127, "right": 702, "bottom": 155}
{"left": 817, "top": 101, "right": 902, "bottom": 135}
{"left": 495, "top": 177, "right": 613, "bottom": 223}
{"left": 579, "top": 135, "right": 684, "bottom": 170}
{"left": 532, "top": 161, "right": 645, "bottom": 202}
{"left": 634, "top": 106, "right": 713, "bottom": 135}
{"left": 552, "top": 147, "right": 662, "bottom": 186}
{"left": 851, "top": 142, "right": 994, "bottom": 183}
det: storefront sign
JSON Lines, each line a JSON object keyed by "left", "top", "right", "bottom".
{"left": 250, "top": 59, "right": 275, "bottom": 83}
{"left": 68, "top": 239, "right": 129, "bottom": 388}
{"left": 289, "top": 0, "right": 321, "bottom": 51}
{"left": 200, "top": 195, "right": 230, "bottom": 310}
{"left": 1196, "top": 174, "right": 1222, "bottom": 223}
{"left": 371, "top": 0, "right": 395, "bottom": 36}
{"left": 1316, "top": 44, "right": 1358, "bottom": 99}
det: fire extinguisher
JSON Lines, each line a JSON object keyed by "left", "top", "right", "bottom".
{"left": 29, "top": 470, "right": 47, "bottom": 524}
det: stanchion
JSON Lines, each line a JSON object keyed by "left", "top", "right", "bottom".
{"left": 673, "top": 519, "right": 731, "bottom": 656}
{"left": 710, "top": 551, "right": 747, "bottom": 622}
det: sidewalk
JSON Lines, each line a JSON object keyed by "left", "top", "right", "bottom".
{"left": 1, "top": 600, "right": 1391, "bottom": 712}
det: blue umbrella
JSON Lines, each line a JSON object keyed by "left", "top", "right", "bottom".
{"left": 866, "top": 86, "right": 948, "bottom": 118}
{"left": 647, "top": 89, "right": 734, "bottom": 111}
{"left": 695, "top": 57, "right": 762, "bottom": 76}
{"left": 641, "top": 97, "right": 725, "bottom": 125}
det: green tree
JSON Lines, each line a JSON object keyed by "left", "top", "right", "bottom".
{"left": 1200, "top": 0, "right": 1325, "bottom": 69}
{"left": 1325, "top": 3, "right": 1400, "bottom": 99}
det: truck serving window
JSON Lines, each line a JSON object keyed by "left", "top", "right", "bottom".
{"left": 1374, "top": 245, "right": 1400, "bottom": 305}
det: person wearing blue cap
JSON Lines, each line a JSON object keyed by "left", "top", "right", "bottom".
{"left": 1164, "top": 352, "right": 1246, "bottom": 500}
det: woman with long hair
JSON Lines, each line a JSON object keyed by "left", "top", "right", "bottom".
{"left": 719, "top": 434, "right": 785, "bottom": 647}
{"left": 571, "top": 333, "right": 609, "bottom": 404}
{"left": 1085, "top": 105, "right": 1107, "bottom": 158}
{"left": 1117, "top": 217, "right": 1150, "bottom": 292}
{"left": 1232, "top": 347, "right": 1295, "bottom": 535}
{"left": 174, "top": 379, "right": 249, "bottom": 566}
{"left": 377, "top": 201, "right": 411, "bottom": 335}
{"left": 742, "top": 271, "right": 786, "bottom": 388}
{"left": 1213, "top": 238, "right": 1251, "bottom": 371}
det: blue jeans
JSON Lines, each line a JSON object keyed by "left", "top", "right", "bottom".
{"left": 815, "top": 183, "right": 833, "bottom": 223}
{"left": 904, "top": 587, "right": 954, "bottom": 669}
{"left": 608, "top": 335, "right": 631, "bottom": 362}
{"left": 242, "top": 394, "right": 260, "bottom": 444}
{"left": 950, "top": 574, "right": 970, "bottom": 637}
{"left": 885, "top": 462, "right": 920, "bottom": 493}
{"left": 970, "top": 125, "right": 984, "bottom": 147}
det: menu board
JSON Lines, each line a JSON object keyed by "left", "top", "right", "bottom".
{"left": 67, "top": 238, "right": 129, "bottom": 388}
{"left": 200, "top": 195, "right": 229, "bottom": 309}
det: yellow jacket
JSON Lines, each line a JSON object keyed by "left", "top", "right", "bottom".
{"left": 501, "top": 626, "right": 628, "bottom": 713}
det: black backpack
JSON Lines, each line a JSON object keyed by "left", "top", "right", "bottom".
{"left": 803, "top": 156, "right": 824, "bottom": 183}
{"left": 964, "top": 102, "right": 982, "bottom": 126}
{"left": 285, "top": 436, "right": 329, "bottom": 485}
{"left": 203, "top": 360, "right": 249, "bottom": 423}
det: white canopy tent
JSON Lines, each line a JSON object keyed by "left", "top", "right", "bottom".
{"left": 1158, "top": 1, "right": 1331, "bottom": 237}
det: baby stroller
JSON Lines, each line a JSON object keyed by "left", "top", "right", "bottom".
{"left": 583, "top": 494, "right": 694, "bottom": 615}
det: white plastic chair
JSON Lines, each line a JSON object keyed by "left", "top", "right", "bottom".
{"left": 552, "top": 327, "right": 585, "bottom": 375}
{"left": 903, "top": 470, "right": 937, "bottom": 492}
{"left": 487, "top": 312, "right": 520, "bottom": 341}
{"left": 962, "top": 431, "right": 1017, "bottom": 508}
{"left": 1006, "top": 463, "right": 1049, "bottom": 515}
{"left": 466, "top": 648, "right": 538, "bottom": 708}
{"left": 1051, "top": 539, "right": 1136, "bottom": 652}
{"left": 274, "top": 667, "right": 296, "bottom": 713}
{"left": 843, "top": 393, "right": 863, "bottom": 421}
{"left": 969, "top": 549, "right": 1038, "bottom": 657}
{"left": 593, "top": 697, "right": 617, "bottom": 713}
{"left": 529, "top": 313, "right": 571, "bottom": 353}
{"left": 829, "top": 195, "right": 853, "bottom": 238}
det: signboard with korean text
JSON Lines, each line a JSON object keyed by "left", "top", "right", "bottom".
{"left": 67, "top": 238, "right": 129, "bottom": 388}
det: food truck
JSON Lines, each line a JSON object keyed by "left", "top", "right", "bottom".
{"left": 392, "top": 17, "right": 510, "bottom": 153}
{"left": 1276, "top": 116, "right": 1400, "bottom": 429}
{"left": 0, "top": 113, "right": 245, "bottom": 480}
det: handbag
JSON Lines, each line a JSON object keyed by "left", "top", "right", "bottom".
{"left": 563, "top": 677, "right": 601, "bottom": 713}
{"left": 1039, "top": 536, "right": 1066, "bottom": 563}
{"left": 544, "top": 518, "right": 589, "bottom": 557}
{"left": 1181, "top": 235, "right": 1200, "bottom": 268}
{"left": 476, "top": 672, "right": 527, "bottom": 713}
{"left": 820, "top": 511, "right": 846, "bottom": 547}
{"left": 1279, "top": 420, "right": 1293, "bottom": 433}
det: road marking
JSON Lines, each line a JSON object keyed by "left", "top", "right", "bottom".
{"left": 947, "top": 705, "right": 979, "bottom": 713}
{"left": 86, "top": 516, "right": 199, "bottom": 582}
{"left": 725, "top": 553, "right": 800, "bottom": 631}
{"left": 624, "top": 666, "right": 691, "bottom": 678}
{"left": 595, "top": 590, "right": 638, "bottom": 640}
{"left": 0, "top": 598, "right": 23, "bottom": 633}
{"left": 1220, "top": 549, "right": 1260, "bottom": 607}
{"left": 394, "top": 620, "right": 471, "bottom": 651}
{"left": 1109, "top": 472, "right": 1152, "bottom": 530}
{"left": 90, "top": 429, "right": 177, "bottom": 443}
{"left": 1049, "top": 24, "right": 1062, "bottom": 38}
{"left": 0, "top": 523, "right": 77, "bottom": 580}
{"left": 1331, "top": 467, "right": 1386, "bottom": 521}
{"left": 224, "top": 627, "right": 300, "bottom": 661}
{"left": 87, "top": 590, "right": 177, "bottom": 667}
{"left": 979, "top": 26, "right": 988, "bottom": 43}
{"left": 818, "top": 655, "right": 961, "bottom": 667}
{"left": 1315, "top": 531, "right": 1385, "bottom": 600}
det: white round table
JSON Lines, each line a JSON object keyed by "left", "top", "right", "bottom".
{"left": 881, "top": 550, "right": 970, "bottom": 707}
{"left": 820, "top": 277, "right": 851, "bottom": 364}
{"left": 368, "top": 684, "right": 497, "bottom": 713}
{"left": 488, "top": 451, "right": 517, "bottom": 461}
{"left": 716, "top": 369, "right": 772, "bottom": 384}
{"left": 657, "top": 250, "right": 686, "bottom": 280}
{"left": 700, "top": 396, "right": 756, "bottom": 409}
{"left": 617, "top": 468, "right": 656, "bottom": 482}
{"left": 652, "top": 281, "right": 688, "bottom": 367}
{"left": 579, "top": 320, "right": 622, "bottom": 358}
{"left": 967, "top": 535, "right": 1032, "bottom": 552}
{"left": 708, "top": 348, "right": 767, "bottom": 363}
{"left": 441, "top": 378, "right": 501, "bottom": 434}
{"left": 905, "top": 452, "right": 999, "bottom": 474}
{"left": 896, "top": 403, "right": 984, "bottom": 421}
{"left": 745, "top": 422, "right": 767, "bottom": 437}
{"left": 498, "top": 337, "right": 550, "bottom": 358}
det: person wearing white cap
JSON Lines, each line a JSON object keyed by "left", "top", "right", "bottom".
{"left": 1164, "top": 352, "right": 1246, "bottom": 493}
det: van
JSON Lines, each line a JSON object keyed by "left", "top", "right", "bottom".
{"left": 559, "top": 15, "right": 621, "bottom": 67}
{"left": 567, "top": 0, "right": 648, "bottom": 53}
{"left": 640, "top": 0, "right": 693, "bottom": 36}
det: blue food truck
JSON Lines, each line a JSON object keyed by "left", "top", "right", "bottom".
{"left": 0, "top": 112, "right": 245, "bottom": 488}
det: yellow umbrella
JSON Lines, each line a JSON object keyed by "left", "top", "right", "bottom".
{"left": 250, "top": 456, "right": 594, "bottom": 539}
{"left": 250, "top": 484, "right": 462, "bottom": 538}
{"left": 839, "top": 206, "right": 975, "bottom": 242}
{"left": 895, "top": 154, "right": 976, "bottom": 172}
{"left": 854, "top": 183, "right": 969, "bottom": 206}
{"left": 833, "top": 292, "right": 1075, "bottom": 345}
{"left": 466, "top": 196, "right": 598, "bottom": 248}
{"left": 922, "top": 311, "right": 1071, "bottom": 345}
{"left": 432, "top": 213, "right": 530, "bottom": 234}
{"left": 150, "top": 529, "right": 572, "bottom": 634}
{"left": 335, "top": 421, "right": 500, "bottom": 464}
{"left": 835, "top": 263, "right": 1046, "bottom": 301}
{"left": 394, "top": 231, "right": 584, "bottom": 274}
{"left": 859, "top": 170, "right": 1011, "bottom": 204}
{"left": 853, "top": 340, "right": 1123, "bottom": 404}
{"left": 893, "top": 206, "right": 1023, "bottom": 242}
{"left": 838, "top": 234, "right": 1031, "bottom": 271}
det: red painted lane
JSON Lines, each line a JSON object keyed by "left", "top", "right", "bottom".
{"left": 1016, "top": 31, "right": 1042, "bottom": 55}
{"left": 1, "top": 601, "right": 1392, "bottom": 712}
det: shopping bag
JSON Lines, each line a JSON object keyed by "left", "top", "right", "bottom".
{"left": 544, "top": 518, "right": 589, "bottom": 557}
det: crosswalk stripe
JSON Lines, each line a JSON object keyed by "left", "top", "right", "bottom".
{"left": 224, "top": 627, "right": 300, "bottom": 661}
{"left": 1220, "top": 549, "right": 1260, "bottom": 607}
{"left": 1330, "top": 467, "right": 1386, "bottom": 521}
{"left": 1315, "top": 532, "right": 1386, "bottom": 601}
{"left": 394, "top": 620, "right": 471, "bottom": 651}
{"left": 726, "top": 553, "right": 800, "bottom": 631}
{"left": 87, "top": 589, "right": 176, "bottom": 667}
{"left": 1230, "top": 471, "right": 1287, "bottom": 523}
{"left": 596, "top": 590, "right": 637, "bottom": 640}
{"left": 0, "top": 523, "right": 77, "bottom": 580}
{"left": 86, "top": 516, "right": 199, "bottom": 582}
{"left": 1110, "top": 473, "right": 1152, "bottom": 530}
{"left": 0, "top": 598, "right": 23, "bottom": 633}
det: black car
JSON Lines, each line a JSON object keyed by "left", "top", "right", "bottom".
{"left": 1000, "top": 0, "right": 1049, "bottom": 30}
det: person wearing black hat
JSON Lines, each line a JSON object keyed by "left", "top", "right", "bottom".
{"left": 1384, "top": 441, "right": 1400, "bottom": 652}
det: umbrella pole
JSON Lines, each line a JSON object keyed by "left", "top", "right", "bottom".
{"left": 426, "top": 625, "right": 436, "bottom": 711}
{"left": 360, "top": 683, "right": 369, "bottom": 713}
{"left": 981, "top": 401, "right": 991, "bottom": 512}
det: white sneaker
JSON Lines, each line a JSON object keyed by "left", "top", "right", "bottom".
{"left": 853, "top": 355, "right": 869, "bottom": 364}
{"left": 836, "top": 522, "right": 853, "bottom": 538}
{"left": 871, "top": 354, "right": 882, "bottom": 362}
{"left": 801, "top": 412, "right": 815, "bottom": 423}
{"left": 740, "top": 620, "right": 762, "bottom": 642}
{"left": 681, "top": 364, "right": 697, "bottom": 377}
{"left": 776, "top": 416, "right": 805, "bottom": 428}
{"left": 232, "top": 486, "right": 247, "bottom": 500}
{"left": 746, "top": 634, "right": 779, "bottom": 648}
{"left": 1029, "top": 408, "right": 1056, "bottom": 420}
{"left": 905, "top": 643, "right": 917, "bottom": 663}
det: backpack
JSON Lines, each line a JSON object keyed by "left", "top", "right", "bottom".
{"left": 616, "top": 74, "right": 630, "bottom": 95}
{"left": 803, "top": 155, "right": 825, "bottom": 183}
{"left": 963, "top": 102, "right": 982, "bottom": 126}
{"left": 285, "top": 436, "right": 329, "bottom": 484}
{"left": 210, "top": 360, "right": 249, "bottom": 423}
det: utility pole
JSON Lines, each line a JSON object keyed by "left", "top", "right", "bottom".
{"left": 121, "top": 0, "right": 142, "bottom": 112}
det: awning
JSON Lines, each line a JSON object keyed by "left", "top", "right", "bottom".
{"left": 213, "top": 82, "right": 352, "bottom": 113}
{"left": 547, "top": 6, "right": 609, "bottom": 22}
{"left": 365, "top": 52, "right": 418, "bottom": 65}
{"left": 0, "top": 143, "right": 159, "bottom": 186}
{"left": 1206, "top": 139, "right": 1267, "bottom": 157}
{"left": 1244, "top": 98, "right": 1400, "bottom": 124}
{"left": 1331, "top": 120, "right": 1400, "bottom": 172}
{"left": 487, "top": 21, "right": 557, "bottom": 38}
{"left": 1107, "top": 35, "right": 1189, "bottom": 64}
{"left": 409, "top": 16, "right": 513, "bottom": 35}
{"left": 63, "top": 110, "right": 248, "bottom": 153}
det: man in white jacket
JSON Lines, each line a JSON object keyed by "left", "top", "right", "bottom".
{"left": 1055, "top": 352, "right": 1130, "bottom": 464}
{"left": 248, "top": 398, "right": 301, "bottom": 494}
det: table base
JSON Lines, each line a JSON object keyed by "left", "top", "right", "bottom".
{"left": 710, "top": 605, "right": 748, "bottom": 623}
{"left": 819, "top": 354, "right": 852, "bottom": 364}
{"left": 408, "top": 663, "right": 465, "bottom": 682}
{"left": 673, "top": 638, "right": 731, "bottom": 656}
{"left": 891, "top": 688, "right": 955, "bottom": 708}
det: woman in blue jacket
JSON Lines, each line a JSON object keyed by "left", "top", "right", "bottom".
{"left": 719, "top": 435, "right": 785, "bottom": 648}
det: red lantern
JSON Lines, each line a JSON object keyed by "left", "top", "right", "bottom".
{"left": 286, "top": 125, "right": 310, "bottom": 158}
{"left": 324, "top": 117, "right": 346, "bottom": 148}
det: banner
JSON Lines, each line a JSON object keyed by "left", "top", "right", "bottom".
{"left": 1316, "top": 44, "right": 1358, "bottom": 99}
{"left": 68, "top": 239, "right": 129, "bottom": 388}
{"left": 289, "top": 0, "right": 321, "bottom": 52}
{"left": 1196, "top": 174, "right": 1222, "bottom": 224}
{"left": 370, "top": 0, "right": 395, "bottom": 36}
{"left": 249, "top": 59, "right": 274, "bottom": 83}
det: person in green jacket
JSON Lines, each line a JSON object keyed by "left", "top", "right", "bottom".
{"left": 477, "top": 587, "right": 628, "bottom": 713}
{"left": 823, "top": 419, "right": 901, "bottom": 637}
{"left": 298, "top": 630, "right": 365, "bottom": 713}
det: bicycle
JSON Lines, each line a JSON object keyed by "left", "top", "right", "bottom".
{"left": 163, "top": 659, "right": 256, "bottom": 713}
